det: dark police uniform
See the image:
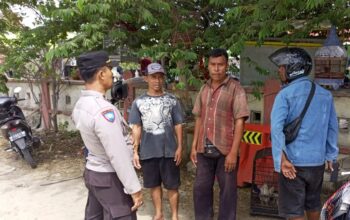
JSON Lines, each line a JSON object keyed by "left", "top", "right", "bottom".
{"left": 72, "top": 51, "right": 141, "bottom": 220}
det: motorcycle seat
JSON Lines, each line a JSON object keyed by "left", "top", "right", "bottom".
{"left": 0, "top": 115, "right": 24, "bottom": 126}
{"left": 0, "top": 97, "right": 15, "bottom": 109}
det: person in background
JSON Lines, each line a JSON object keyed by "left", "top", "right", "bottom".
{"left": 72, "top": 50, "right": 143, "bottom": 220}
{"left": 190, "top": 48, "right": 249, "bottom": 220}
{"left": 140, "top": 58, "right": 152, "bottom": 76}
{"left": 269, "top": 47, "right": 339, "bottom": 220}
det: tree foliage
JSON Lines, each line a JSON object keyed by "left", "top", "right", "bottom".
{"left": 223, "top": 0, "right": 350, "bottom": 52}
{"left": 45, "top": 0, "right": 238, "bottom": 88}
{"left": 1, "top": 0, "right": 349, "bottom": 91}
{"left": 0, "top": 0, "right": 80, "bottom": 130}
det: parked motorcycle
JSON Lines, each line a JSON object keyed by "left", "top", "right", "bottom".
{"left": 0, "top": 87, "right": 40, "bottom": 168}
{"left": 321, "top": 166, "right": 350, "bottom": 220}
{"left": 110, "top": 78, "right": 128, "bottom": 104}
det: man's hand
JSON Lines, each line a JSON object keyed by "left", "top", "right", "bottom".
{"left": 133, "top": 151, "right": 141, "bottom": 169}
{"left": 131, "top": 191, "right": 143, "bottom": 211}
{"left": 281, "top": 159, "right": 297, "bottom": 179}
{"left": 190, "top": 145, "right": 197, "bottom": 168}
{"left": 174, "top": 146, "right": 182, "bottom": 166}
{"left": 225, "top": 153, "right": 237, "bottom": 173}
{"left": 325, "top": 160, "right": 334, "bottom": 172}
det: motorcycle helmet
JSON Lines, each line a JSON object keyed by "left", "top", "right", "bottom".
{"left": 269, "top": 47, "right": 312, "bottom": 81}
{"left": 110, "top": 80, "right": 128, "bottom": 104}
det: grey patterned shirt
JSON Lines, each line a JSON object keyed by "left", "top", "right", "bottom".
{"left": 129, "top": 92, "right": 184, "bottom": 160}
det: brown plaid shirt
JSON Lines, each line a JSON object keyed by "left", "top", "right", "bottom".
{"left": 192, "top": 76, "right": 249, "bottom": 155}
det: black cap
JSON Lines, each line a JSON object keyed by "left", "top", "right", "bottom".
{"left": 77, "top": 50, "right": 112, "bottom": 81}
{"left": 77, "top": 50, "right": 112, "bottom": 70}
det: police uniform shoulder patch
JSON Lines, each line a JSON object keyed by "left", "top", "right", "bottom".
{"left": 102, "top": 109, "right": 115, "bottom": 123}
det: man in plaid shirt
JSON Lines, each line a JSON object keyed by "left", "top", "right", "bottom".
{"left": 190, "top": 48, "right": 250, "bottom": 220}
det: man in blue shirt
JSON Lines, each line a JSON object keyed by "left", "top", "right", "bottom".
{"left": 270, "top": 47, "right": 338, "bottom": 220}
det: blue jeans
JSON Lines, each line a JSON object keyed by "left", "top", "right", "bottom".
{"left": 193, "top": 153, "right": 238, "bottom": 220}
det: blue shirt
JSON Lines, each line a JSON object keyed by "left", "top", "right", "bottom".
{"left": 271, "top": 77, "right": 338, "bottom": 172}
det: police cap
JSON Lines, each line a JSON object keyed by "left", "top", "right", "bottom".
{"left": 77, "top": 50, "right": 112, "bottom": 81}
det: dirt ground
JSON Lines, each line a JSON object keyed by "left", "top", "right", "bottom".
{"left": 0, "top": 131, "right": 277, "bottom": 220}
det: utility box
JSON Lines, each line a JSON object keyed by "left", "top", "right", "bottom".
{"left": 238, "top": 123, "right": 271, "bottom": 186}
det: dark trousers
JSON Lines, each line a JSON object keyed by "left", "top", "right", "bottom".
{"left": 278, "top": 165, "right": 325, "bottom": 218}
{"left": 84, "top": 169, "right": 137, "bottom": 220}
{"left": 193, "top": 153, "right": 238, "bottom": 220}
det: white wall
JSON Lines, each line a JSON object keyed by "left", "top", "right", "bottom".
{"left": 4, "top": 80, "right": 84, "bottom": 131}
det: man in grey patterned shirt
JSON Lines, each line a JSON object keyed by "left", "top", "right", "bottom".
{"left": 129, "top": 63, "right": 184, "bottom": 220}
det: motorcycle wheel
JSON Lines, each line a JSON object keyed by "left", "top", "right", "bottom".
{"left": 22, "top": 148, "right": 37, "bottom": 169}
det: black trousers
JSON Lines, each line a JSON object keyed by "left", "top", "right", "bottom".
{"left": 193, "top": 154, "right": 238, "bottom": 220}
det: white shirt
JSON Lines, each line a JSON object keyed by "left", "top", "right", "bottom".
{"left": 72, "top": 90, "right": 141, "bottom": 194}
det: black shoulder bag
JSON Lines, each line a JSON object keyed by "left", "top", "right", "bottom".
{"left": 283, "top": 82, "right": 315, "bottom": 145}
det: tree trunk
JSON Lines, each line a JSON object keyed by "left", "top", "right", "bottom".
{"left": 176, "top": 60, "right": 188, "bottom": 89}
{"left": 40, "top": 79, "right": 52, "bottom": 130}
{"left": 51, "top": 75, "right": 59, "bottom": 132}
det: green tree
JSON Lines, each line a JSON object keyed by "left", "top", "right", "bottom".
{"left": 47, "top": 0, "right": 238, "bottom": 89}
{"left": 0, "top": 0, "right": 80, "bottom": 131}
{"left": 223, "top": 0, "right": 350, "bottom": 52}
{"left": 51, "top": 0, "right": 350, "bottom": 88}
{"left": 0, "top": 0, "right": 25, "bottom": 94}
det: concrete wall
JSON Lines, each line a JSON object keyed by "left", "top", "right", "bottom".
{"left": 333, "top": 94, "right": 350, "bottom": 149}
{"left": 240, "top": 41, "right": 323, "bottom": 86}
{"left": 3, "top": 80, "right": 85, "bottom": 131}
{"left": 55, "top": 82, "right": 85, "bottom": 130}
{"left": 6, "top": 82, "right": 41, "bottom": 110}
{"left": 247, "top": 93, "right": 264, "bottom": 122}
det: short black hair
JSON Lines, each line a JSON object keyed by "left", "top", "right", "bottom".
{"left": 79, "top": 68, "right": 99, "bottom": 83}
{"left": 207, "top": 48, "right": 228, "bottom": 61}
{"left": 79, "top": 66, "right": 109, "bottom": 83}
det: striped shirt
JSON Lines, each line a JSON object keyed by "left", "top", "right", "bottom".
{"left": 192, "top": 76, "right": 249, "bottom": 155}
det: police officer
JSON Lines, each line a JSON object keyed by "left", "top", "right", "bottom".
{"left": 72, "top": 50, "right": 143, "bottom": 220}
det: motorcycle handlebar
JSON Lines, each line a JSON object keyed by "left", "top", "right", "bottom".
{"left": 341, "top": 171, "right": 350, "bottom": 176}
{"left": 17, "top": 98, "right": 25, "bottom": 101}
